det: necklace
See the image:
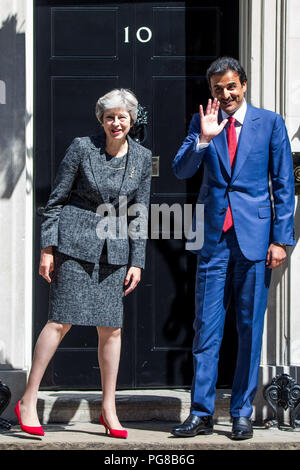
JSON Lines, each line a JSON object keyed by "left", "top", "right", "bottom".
{"left": 106, "top": 164, "right": 126, "bottom": 170}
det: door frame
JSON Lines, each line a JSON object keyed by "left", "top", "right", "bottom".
{"left": 29, "top": 0, "right": 247, "bottom": 377}
{"left": 25, "top": 0, "right": 34, "bottom": 372}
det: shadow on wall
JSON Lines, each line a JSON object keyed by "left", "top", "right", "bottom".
{"left": 265, "top": 195, "right": 300, "bottom": 363}
{"left": 0, "top": 14, "right": 27, "bottom": 199}
{"left": 292, "top": 124, "right": 300, "bottom": 144}
{"left": 253, "top": 195, "right": 300, "bottom": 423}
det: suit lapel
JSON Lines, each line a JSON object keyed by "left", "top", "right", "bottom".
{"left": 212, "top": 110, "right": 231, "bottom": 177}
{"left": 212, "top": 105, "right": 261, "bottom": 182}
{"left": 118, "top": 136, "right": 137, "bottom": 197}
{"left": 88, "top": 134, "right": 110, "bottom": 204}
{"left": 231, "top": 105, "right": 260, "bottom": 183}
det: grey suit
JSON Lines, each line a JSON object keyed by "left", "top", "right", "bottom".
{"left": 41, "top": 134, "right": 152, "bottom": 269}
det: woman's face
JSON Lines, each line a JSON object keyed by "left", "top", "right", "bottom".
{"left": 102, "top": 107, "right": 131, "bottom": 142}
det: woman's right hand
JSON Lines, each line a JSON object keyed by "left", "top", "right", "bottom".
{"left": 39, "top": 247, "right": 54, "bottom": 283}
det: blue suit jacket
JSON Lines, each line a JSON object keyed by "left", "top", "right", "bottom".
{"left": 172, "top": 103, "right": 295, "bottom": 261}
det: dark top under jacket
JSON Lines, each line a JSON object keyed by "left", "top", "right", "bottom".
{"left": 40, "top": 134, "right": 153, "bottom": 269}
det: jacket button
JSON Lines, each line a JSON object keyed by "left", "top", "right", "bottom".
{"left": 228, "top": 187, "right": 234, "bottom": 192}
{"left": 220, "top": 208, "right": 226, "bottom": 214}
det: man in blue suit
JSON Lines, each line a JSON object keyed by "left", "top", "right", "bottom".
{"left": 171, "top": 57, "right": 295, "bottom": 440}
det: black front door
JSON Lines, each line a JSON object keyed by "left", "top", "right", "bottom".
{"left": 34, "top": 0, "right": 239, "bottom": 389}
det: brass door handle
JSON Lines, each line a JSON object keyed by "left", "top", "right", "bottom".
{"left": 152, "top": 156, "right": 159, "bottom": 177}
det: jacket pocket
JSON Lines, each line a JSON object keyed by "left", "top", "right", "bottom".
{"left": 197, "top": 186, "right": 209, "bottom": 203}
{"left": 258, "top": 206, "right": 271, "bottom": 218}
{"left": 58, "top": 205, "right": 100, "bottom": 254}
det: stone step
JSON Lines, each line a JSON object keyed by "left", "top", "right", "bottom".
{"left": 2, "top": 389, "right": 300, "bottom": 450}
{"left": 1, "top": 386, "right": 287, "bottom": 426}
{"left": 1, "top": 420, "right": 300, "bottom": 451}
{"left": 34, "top": 389, "right": 231, "bottom": 425}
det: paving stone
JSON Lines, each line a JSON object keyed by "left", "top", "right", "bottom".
{"left": 1, "top": 421, "right": 300, "bottom": 451}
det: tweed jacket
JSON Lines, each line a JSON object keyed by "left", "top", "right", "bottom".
{"left": 40, "top": 134, "right": 152, "bottom": 268}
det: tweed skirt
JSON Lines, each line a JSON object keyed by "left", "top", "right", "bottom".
{"left": 48, "top": 249, "right": 127, "bottom": 327}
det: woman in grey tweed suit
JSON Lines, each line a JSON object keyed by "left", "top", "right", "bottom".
{"left": 16, "top": 89, "right": 152, "bottom": 438}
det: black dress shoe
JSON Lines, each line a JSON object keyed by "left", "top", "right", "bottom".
{"left": 171, "top": 414, "right": 213, "bottom": 437}
{"left": 231, "top": 417, "right": 253, "bottom": 440}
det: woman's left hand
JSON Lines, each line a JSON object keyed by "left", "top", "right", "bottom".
{"left": 124, "top": 267, "right": 142, "bottom": 296}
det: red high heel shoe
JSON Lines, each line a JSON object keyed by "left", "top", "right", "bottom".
{"left": 100, "top": 413, "right": 127, "bottom": 439}
{"left": 14, "top": 401, "right": 44, "bottom": 436}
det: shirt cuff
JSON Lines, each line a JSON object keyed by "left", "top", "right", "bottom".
{"left": 196, "top": 136, "right": 210, "bottom": 151}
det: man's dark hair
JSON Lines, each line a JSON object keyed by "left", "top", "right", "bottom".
{"left": 206, "top": 57, "right": 247, "bottom": 87}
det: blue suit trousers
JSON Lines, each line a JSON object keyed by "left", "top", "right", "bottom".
{"left": 191, "top": 228, "right": 272, "bottom": 418}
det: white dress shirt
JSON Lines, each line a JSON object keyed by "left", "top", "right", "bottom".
{"left": 196, "top": 99, "right": 247, "bottom": 150}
